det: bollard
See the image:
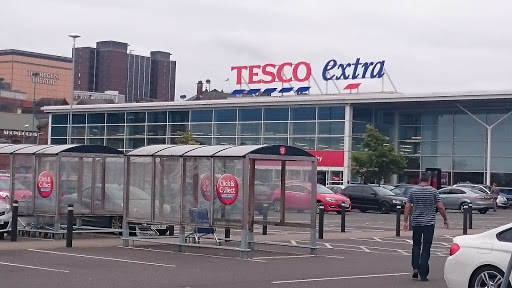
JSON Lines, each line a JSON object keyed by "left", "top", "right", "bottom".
{"left": 225, "top": 228, "right": 231, "bottom": 241}
{"left": 468, "top": 203, "right": 473, "bottom": 230}
{"left": 462, "top": 204, "right": 468, "bottom": 235}
{"left": 66, "top": 204, "right": 73, "bottom": 248}
{"left": 10, "top": 200, "right": 18, "bottom": 242}
{"left": 262, "top": 204, "right": 268, "bottom": 235}
{"left": 340, "top": 204, "right": 346, "bottom": 233}
{"left": 396, "top": 205, "right": 401, "bottom": 237}
{"left": 318, "top": 206, "right": 324, "bottom": 239}
{"left": 169, "top": 225, "right": 175, "bottom": 236}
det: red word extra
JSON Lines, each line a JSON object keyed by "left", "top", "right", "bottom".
{"left": 231, "top": 62, "right": 312, "bottom": 85}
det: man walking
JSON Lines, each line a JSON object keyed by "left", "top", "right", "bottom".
{"left": 403, "top": 172, "right": 449, "bottom": 281}
{"left": 491, "top": 183, "right": 500, "bottom": 212}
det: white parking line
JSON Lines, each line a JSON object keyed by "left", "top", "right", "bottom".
{"left": 323, "top": 243, "right": 333, "bottom": 248}
{"left": 121, "top": 246, "right": 266, "bottom": 262}
{"left": 0, "top": 262, "right": 69, "bottom": 273}
{"left": 253, "top": 255, "right": 315, "bottom": 260}
{"left": 272, "top": 272, "right": 410, "bottom": 284}
{"left": 27, "top": 249, "right": 176, "bottom": 267}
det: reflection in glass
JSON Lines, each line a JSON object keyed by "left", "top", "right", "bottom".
{"left": 491, "top": 142, "right": 512, "bottom": 157}
{"left": 399, "top": 141, "right": 420, "bottom": 156}
{"left": 317, "top": 137, "right": 343, "bottom": 150}
{"left": 126, "top": 125, "right": 146, "bottom": 137}
{"left": 264, "top": 122, "right": 288, "bottom": 136}
{"left": 106, "top": 125, "right": 125, "bottom": 137}
{"left": 191, "top": 110, "right": 213, "bottom": 122}
{"left": 238, "top": 108, "right": 262, "bottom": 121}
{"left": 147, "top": 137, "right": 166, "bottom": 145}
{"left": 291, "top": 122, "right": 316, "bottom": 136}
{"left": 453, "top": 172, "right": 484, "bottom": 185}
{"left": 52, "top": 114, "right": 69, "bottom": 125}
{"left": 214, "top": 123, "right": 236, "bottom": 136}
{"left": 420, "top": 141, "right": 452, "bottom": 155}
{"left": 169, "top": 111, "right": 189, "bottom": 123}
{"left": 238, "top": 123, "right": 261, "bottom": 136}
{"left": 421, "top": 112, "right": 453, "bottom": 126}
{"left": 190, "top": 123, "right": 212, "bottom": 136}
{"left": 214, "top": 109, "right": 237, "bottom": 122}
{"left": 422, "top": 125, "right": 453, "bottom": 141}
{"left": 290, "top": 107, "right": 316, "bottom": 121}
{"left": 399, "top": 126, "right": 421, "bottom": 140}
{"left": 399, "top": 113, "right": 420, "bottom": 125}
{"left": 52, "top": 126, "right": 68, "bottom": 138}
{"left": 353, "top": 107, "right": 373, "bottom": 122}
{"left": 318, "top": 121, "right": 343, "bottom": 135}
{"left": 405, "top": 156, "right": 420, "bottom": 170}
{"left": 290, "top": 137, "right": 315, "bottom": 150}
{"left": 214, "top": 137, "right": 236, "bottom": 145}
{"left": 107, "top": 113, "right": 125, "bottom": 124}
{"left": 453, "top": 156, "right": 484, "bottom": 171}
{"left": 87, "top": 113, "right": 106, "bottom": 125}
{"left": 126, "top": 138, "right": 146, "bottom": 150}
{"left": 237, "top": 137, "right": 262, "bottom": 145}
{"left": 147, "top": 111, "right": 167, "bottom": 123}
{"left": 453, "top": 141, "right": 485, "bottom": 156}
{"left": 264, "top": 107, "right": 289, "bottom": 121}
{"left": 72, "top": 114, "right": 86, "bottom": 125}
{"left": 169, "top": 124, "right": 189, "bottom": 136}
{"left": 87, "top": 138, "right": 104, "bottom": 145}
{"left": 146, "top": 125, "right": 167, "bottom": 136}
{"left": 454, "top": 124, "right": 486, "bottom": 141}
{"left": 422, "top": 156, "right": 451, "bottom": 170}
{"left": 318, "top": 106, "right": 345, "bottom": 120}
{"left": 127, "top": 112, "right": 146, "bottom": 124}
{"left": 87, "top": 125, "right": 105, "bottom": 137}
{"left": 71, "top": 126, "right": 86, "bottom": 137}
{"left": 353, "top": 122, "right": 369, "bottom": 136}
{"left": 50, "top": 138, "right": 67, "bottom": 145}
{"left": 263, "top": 137, "right": 288, "bottom": 145}
{"left": 195, "top": 137, "right": 212, "bottom": 145}
{"left": 71, "top": 138, "right": 85, "bottom": 144}
{"left": 106, "top": 138, "right": 124, "bottom": 150}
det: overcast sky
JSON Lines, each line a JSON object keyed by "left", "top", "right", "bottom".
{"left": 4, "top": 0, "right": 512, "bottom": 98}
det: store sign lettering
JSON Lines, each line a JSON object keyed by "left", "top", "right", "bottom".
{"left": 28, "top": 71, "right": 60, "bottom": 85}
{"left": 2, "top": 130, "right": 38, "bottom": 137}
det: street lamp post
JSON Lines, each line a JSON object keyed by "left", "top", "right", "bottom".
{"left": 68, "top": 33, "right": 81, "bottom": 144}
{"left": 31, "top": 72, "right": 40, "bottom": 143}
{"left": 22, "top": 124, "right": 29, "bottom": 144}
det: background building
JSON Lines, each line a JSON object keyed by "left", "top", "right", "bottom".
{"left": 0, "top": 49, "right": 73, "bottom": 102}
{"left": 74, "top": 41, "right": 177, "bottom": 102}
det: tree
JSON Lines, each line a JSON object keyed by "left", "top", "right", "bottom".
{"left": 0, "top": 78, "right": 5, "bottom": 90}
{"left": 351, "top": 124, "right": 407, "bottom": 184}
{"left": 177, "top": 130, "right": 199, "bottom": 145}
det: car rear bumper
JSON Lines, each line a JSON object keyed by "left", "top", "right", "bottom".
{"left": 444, "top": 255, "right": 471, "bottom": 288}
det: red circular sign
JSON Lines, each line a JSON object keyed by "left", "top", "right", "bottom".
{"left": 200, "top": 174, "right": 217, "bottom": 201}
{"left": 37, "top": 171, "right": 54, "bottom": 198}
{"left": 280, "top": 146, "right": 286, "bottom": 155}
{"left": 216, "top": 174, "right": 239, "bottom": 205}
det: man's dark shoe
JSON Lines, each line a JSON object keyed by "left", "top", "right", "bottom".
{"left": 412, "top": 271, "right": 419, "bottom": 279}
{"left": 420, "top": 277, "right": 429, "bottom": 281}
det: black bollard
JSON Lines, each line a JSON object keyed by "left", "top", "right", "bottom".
{"left": 10, "top": 200, "right": 18, "bottom": 242}
{"left": 462, "top": 204, "right": 468, "bottom": 235}
{"left": 225, "top": 228, "right": 231, "bottom": 241}
{"left": 66, "top": 204, "right": 73, "bottom": 248}
{"left": 262, "top": 204, "right": 268, "bottom": 235}
{"left": 396, "top": 205, "right": 401, "bottom": 237}
{"left": 340, "top": 204, "right": 346, "bottom": 233}
{"left": 468, "top": 203, "right": 473, "bottom": 230}
{"left": 169, "top": 225, "right": 174, "bottom": 236}
{"left": 318, "top": 206, "right": 324, "bottom": 239}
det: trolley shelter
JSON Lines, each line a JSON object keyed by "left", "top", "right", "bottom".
{"left": 123, "top": 144, "right": 318, "bottom": 258}
{"left": 0, "top": 144, "right": 124, "bottom": 234}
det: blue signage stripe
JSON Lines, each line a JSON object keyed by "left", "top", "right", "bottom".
{"left": 295, "top": 87, "right": 311, "bottom": 94}
{"left": 262, "top": 88, "right": 277, "bottom": 95}
{"left": 278, "top": 87, "right": 294, "bottom": 93}
{"left": 246, "top": 89, "right": 261, "bottom": 95}
{"left": 231, "top": 89, "right": 245, "bottom": 95}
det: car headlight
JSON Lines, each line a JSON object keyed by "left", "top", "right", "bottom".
{"left": 392, "top": 200, "right": 402, "bottom": 204}
{"left": 325, "top": 198, "right": 336, "bottom": 202}
{"left": 498, "top": 196, "right": 506, "bottom": 201}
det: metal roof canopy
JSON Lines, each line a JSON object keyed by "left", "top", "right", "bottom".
{"left": 34, "top": 144, "right": 124, "bottom": 155}
{"left": 12, "top": 145, "right": 54, "bottom": 154}
{"left": 126, "top": 145, "right": 176, "bottom": 156}
{"left": 0, "top": 144, "right": 37, "bottom": 154}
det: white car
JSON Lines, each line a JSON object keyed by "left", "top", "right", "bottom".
{"left": 444, "top": 223, "right": 512, "bottom": 288}
{"left": 0, "top": 201, "right": 11, "bottom": 239}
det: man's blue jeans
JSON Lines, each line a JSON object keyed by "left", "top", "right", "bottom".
{"left": 412, "top": 224, "right": 435, "bottom": 278}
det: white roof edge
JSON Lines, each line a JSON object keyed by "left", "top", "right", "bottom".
{"left": 41, "top": 89, "right": 512, "bottom": 113}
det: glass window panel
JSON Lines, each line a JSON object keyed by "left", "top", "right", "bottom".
{"left": 87, "top": 113, "right": 105, "bottom": 125}
{"left": 453, "top": 172, "right": 484, "bottom": 184}
{"left": 237, "top": 137, "right": 262, "bottom": 145}
{"left": 87, "top": 125, "right": 105, "bottom": 137}
{"left": 52, "top": 126, "right": 68, "bottom": 138}
{"left": 190, "top": 110, "right": 213, "bottom": 122}
{"left": 126, "top": 125, "right": 146, "bottom": 137}
{"left": 318, "top": 106, "right": 345, "bottom": 120}
{"left": 352, "top": 137, "right": 364, "bottom": 152}
{"left": 422, "top": 112, "right": 453, "bottom": 126}
{"left": 493, "top": 119, "right": 512, "bottom": 140}
{"left": 454, "top": 124, "right": 486, "bottom": 141}
{"left": 50, "top": 138, "right": 67, "bottom": 145}
{"left": 214, "top": 137, "right": 236, "bottom": 145}
{"left": 264, "top": 107, "right": 289, "bottom": 121}
{"left": 290, "top": 137, "right": 315, "bottom": 150}
{"left": 107, "top": 113, "right": 125, "bottom": 124}
{"left": 52, "top": 114, "right": 69, "bottom": 125}
{"left": 238, "top": 123, "right": 261, "bottom": 136}
{"left": 71, "top": 138, "right": 85, "bottom": 145}
{"left": 263, "top": 137, "right": 288, "bottom": 145}
{"left": 238, "top": 108, "right": 262, "bottom": 122}
{"left": 491, "top": 172, "right": 512, "bottom": 187}
{"left": 127, "top": 112, "right": 146, "bottom": 124}
{"left": 106, "top": 125, "right": 125, "bottom": 137}
{"left": 317, "top": 137, "right": 344, "bottom": 150}
{"left": 399, "top": 171, "right": 420, "bottom": 185}
{"left": 72, "top": 114, "right": 86, "bottom": 125}
{"left": 147, "top": 111, "right": 167, "bottom": 123}
{"left": 492, "top": 157, "right": 512, "bottom": 172}
{"left": 492, "top": 142, "right": 512, "bottom": 157}
{"left": 214, "top": 109, "right": 237, "bottom": 122}
{"left": 379, "top": 112, "right": 394, "bottom": 125}
{"left": 169, "top": 123, "right": 189, "bottom": 136}
{"left": 318, "top": 121, "right": 343, "bottom": 135}
{"left": 195, "top": 137, "right": 212, "bottom": 145}
{"left": 399, "top": 126, "right": 421, "bottom": 140}
{"left": 146, "top": 124, "right": 167, "bottom": 136}
{"left": 375, "top": 124, "right": 393, "bottom": 139}
{"left": 106, "top": 138, "right": 124, "bottom": 150}
{"left": 86, "top": 138, "right": 104, "bottom": 145}
{"left": 422, "top": 125, "right": 453, "bottom": 141}
{"left": 399, "top": 113, "right": 420, "bottom": 125}
{"left": 126, "top": 138, "right": 145, "bottom": 150}
{"left": 264, "top": 122, "right": 288, "bottom": 136}
{"left": 454, "top": 113, "right": 481, "bottom": 126}
{"left": 147, "top": 137, "right": 166, "bottom": 145}
{"left": 169, "top": 111, "right": 189, "bottom": 123}
{"left": 453, "top": 141, "right": 485, "bottom": 156}
{"left": 353, "top": 122, "right": 369, "bottom": 136}
{"left": 405, "top": 156, "right": 420, "bottom": 170}
{"left": 190, "top": 123, "right": 212, "bottom": 136}
{"left": 422, "top": 156, "right": 452, "bottom": 170}
{"left": 353, "top": 107, "right": 373, "bottom": 122}
{"left": 399, "top": 141, "right": 420, "bottom": 156}
{"left": 290, "top": 107, "right": 316, "bottom": 121}
{"left": 420, "top": 141, "right": 453, "bottom": 155}
{"left": 453, "top": 156, "right": 484, "bottom": 171}
{"left": 214, "top": 123, "right": 236, "bottom": 136}
{"left": 291, "top": 122, "right": 316, "bottom": 136}
{"left": 71, "top": 126, "right": 86, "bottom": 137}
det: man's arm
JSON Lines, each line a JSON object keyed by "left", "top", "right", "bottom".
{"left": 436, "top": 202, "right": 449, "bottom": 229}
{"left": 403, "top": 203, "right": 412, "bottom": 230}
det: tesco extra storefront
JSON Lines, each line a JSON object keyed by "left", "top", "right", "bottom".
{"left": 42, "top": 58, "right": 512, "bottom": 188}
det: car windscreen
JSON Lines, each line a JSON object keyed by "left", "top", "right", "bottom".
{"left": 317, "top": 185, "right": 334, "bottom": 194}
{"left": 391, "top": 187, "right": 406, "bottom": 195}
{"left": 373, "top": 186, "right": 395, "bottom": 196}
{"left": 0, "top": 178, "right": 27, "bottom": 190}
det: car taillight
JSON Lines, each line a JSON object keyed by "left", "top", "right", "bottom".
{"left": 449, "top": 243, "right": 460, "bottom": 256}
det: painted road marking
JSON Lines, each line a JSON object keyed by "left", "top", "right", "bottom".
{"left": 0, "top": 262, "right": 69, "bottom": 273}
{"left": 253, "top": 255, "right": 315, "bottom": 260}
{"left": 121, "top": 246, "right": 266, "bottom": 262}
{"left": 323, "top": 243, "right": 333, "bottom": 248}
{"left": 272, "top": 272, "right": 410, "bottom": 284}
{"left": 27, "top": 249, "right": 176, "bottom": 267}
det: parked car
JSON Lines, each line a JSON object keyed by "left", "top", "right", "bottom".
{"left": 0, "top": 201, "right": 11, "bottom": 239}
{"left": 454, "top": 183, "right": 510, "bottom": 208}
{"left": 0, "top": 176, "right": 32, "bottom": 203}
{"left": 369, "top": 184, "right": 395, "bottom": 191}
{"left": 340, "top": 184, "right": 406, "bottom": 214}
{"left": 444, "top": 223, "right": 512, "bottom": 288}
{"left": 271, "top": 182, "right": 351, "bottom": 214}
{"left": 326, "top": 184, "right": 345, "bottom": 194}
{"left": 438, "top": 187, "right": 494, "bottom": 214}
{"left": 390, "top": 184, "right": 420, "bottom": 198}
{"left": 254, "top": 183, "right": 276, "bottom": 215}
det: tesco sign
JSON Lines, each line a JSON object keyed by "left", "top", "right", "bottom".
{"left": 231, "top": 62, "right": 312, "bottom": 85}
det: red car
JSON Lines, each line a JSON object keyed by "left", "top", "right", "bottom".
{"left": 271, "top": 182, "right": 351, "bottom": 214}
{"left": 0, "top": 176, "right": 32, "bottom": 203}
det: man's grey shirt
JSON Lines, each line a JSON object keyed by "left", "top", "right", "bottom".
{"left": 407, "top": 185, "right": 441, "bottom": 227}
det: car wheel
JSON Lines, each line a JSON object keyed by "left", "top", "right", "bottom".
{"left": 273, "top": 200, "right": 281, "bottom": 212}
{"left": 379, "top": 202, "right": 391, "bottom": 214}
{"left": 0, "top": 232, "right": 3, "bottom": 240}
{"left": 111, "top": 216, "right": 122, "bottom": 230}
{"left": 479, "top": 209, "right": 488, "bottom": 214}
{"left": 359, "top": 208, "right": 368, "bottom": 213}
{"left": 316, "top": 202, "right": 324, "bottom": 214}
{"left": 156, "top": 229, "right": 168, "bottom": 236}
{"left": 470, "top": 266, "right": 511, "bottom": 288}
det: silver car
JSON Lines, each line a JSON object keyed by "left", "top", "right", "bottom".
{"left": 454, "top": 183, "right": 509, "bottom": 208}
{"left": 0, "top": 201, "right": 11, "bottom": 239}
{"left": 439, "top": 187, "right": 494, "bottom": 214}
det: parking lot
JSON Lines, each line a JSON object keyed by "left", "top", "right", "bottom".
{"left": 2, "top": 208, "right": 511, "bottom": 288}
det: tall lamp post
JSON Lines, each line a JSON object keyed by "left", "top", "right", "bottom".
{"left": 22, "top": 124, "right": 29, "bottom": 144}
{"left": 31, "top": 72, "right": 40, "bottom": 143}
{"left": 68, "top": 33, "right": 81, "bottom": 144}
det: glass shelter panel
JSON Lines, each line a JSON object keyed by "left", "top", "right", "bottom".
{"left": 182, "top": 158, "right": 214, "bottom": 226}
{"left": 212, "top": 158, "right": 244, "bottom": 227}
{"left": 127, "top": 157, "right": 153, "bottom": 220}
{"left": 12, "top": 155, "right": 36, "bottom": 215}
{"left": 154, "top": 157, "right": 181, "bottom": 222}
{"left": 34, "top": 156, "right": 58, "bottom": 214}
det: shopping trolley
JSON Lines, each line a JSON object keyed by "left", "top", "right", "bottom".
{"left": 185, "top": 207, "right": 220, "bottom": 245}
